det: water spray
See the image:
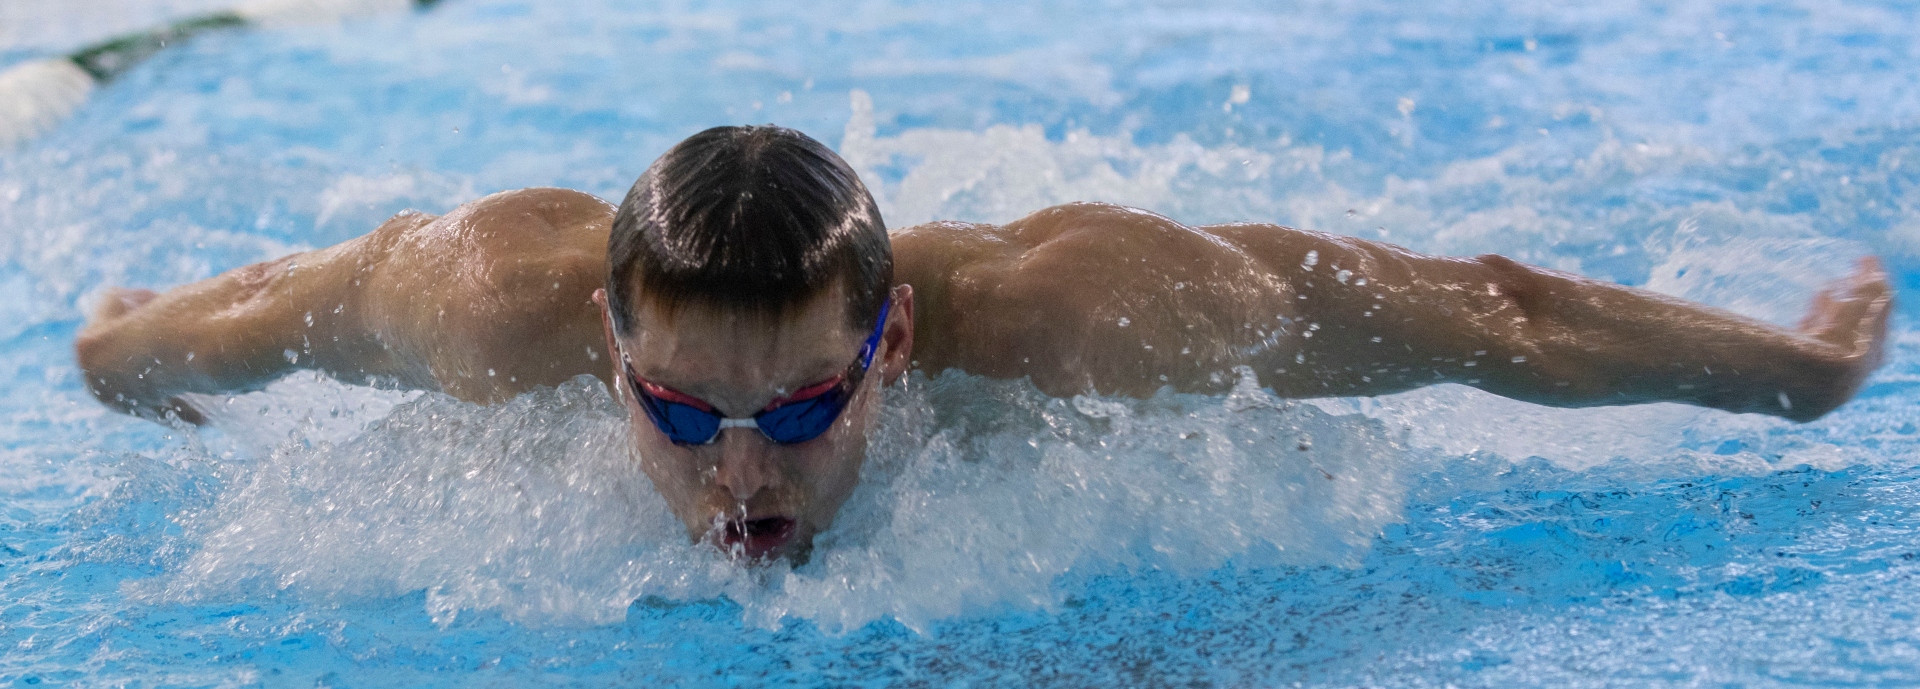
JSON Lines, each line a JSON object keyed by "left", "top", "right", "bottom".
{"left": 0, "top": 0, "right": 446, "bottom": 148}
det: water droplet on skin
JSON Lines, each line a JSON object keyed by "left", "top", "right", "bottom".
{"left": 283, "top": 349, "right": 298, "bottom": 363}
{"left": 185, "top": 351, "right": 195, "bottom": 361}
{"left": 1335, "top": 270, "right": 1352, "bottom": 284}
{"left": 1511, "top": 356, "right": 1527, "bottom": 363}
{"left": 1117, "top": 317, "right": 1131, "bottom": 327}
{"left": 488, "top": 369, "right": 497, "bottom": 377}
{"left": 1295, "top": 353, "right": 1306, "bottom": 364}
{"left": 304, "top": 312, "right": 313, "bottom": 327}
{"left": 1301, "top": 250, "right": 1319, "bottom": 270}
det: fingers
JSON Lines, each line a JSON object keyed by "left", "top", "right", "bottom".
{"left": 1800, "top": 257, "right": 1894, "bottom": 358}
{"left": 1852, "top": 258, "right": 1894, "bottom": 370}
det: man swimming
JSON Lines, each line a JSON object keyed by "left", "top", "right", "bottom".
{"left": 75, "top": 125, "right": 1893, "bottom": 562}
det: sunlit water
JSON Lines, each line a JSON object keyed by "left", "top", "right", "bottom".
{"left": 5, "top": 0, "right": 1920, "bottom": 685}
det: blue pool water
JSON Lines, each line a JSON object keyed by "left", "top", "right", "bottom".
{"left": 7, "top": 0, "right": 1920, "bottom": 684}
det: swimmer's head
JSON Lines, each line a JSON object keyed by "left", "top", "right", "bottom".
{"left": 596, "top": 125, "right": 912, "bottom": 563}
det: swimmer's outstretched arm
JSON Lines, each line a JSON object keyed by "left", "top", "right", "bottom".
{"left": 896, "top": 203, "right": 1890, "bottom": 421}
{"left": 1254, "top": 234, "right": 1891, "bottom": 422}
{"left": 74, "top": 213, "right": 433, "bottom": 422}
{"left": 75, "top": 188, "right": 615, "bottom": 422}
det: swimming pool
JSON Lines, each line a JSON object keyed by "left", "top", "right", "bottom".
{"left": 5, "top": 0, "right": 1920, "bottom": 684}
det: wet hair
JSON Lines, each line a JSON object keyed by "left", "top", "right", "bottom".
{"left": 606, "top": 125, "right": 891, "bottom": 335}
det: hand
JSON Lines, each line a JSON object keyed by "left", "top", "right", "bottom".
{"left": 78, "top": 287, "right": 206, "bottom": 425}
{"left": 1795, "top": 257, "right": 1894, "bottom": 415}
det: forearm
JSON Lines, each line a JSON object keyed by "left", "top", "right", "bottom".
{"left": 76, "top": 263, "right": 308, "bottom": 416}
{"left": 73, "top": 236, "right": 402, "bottom": 418}
{"left": 1295, "top": 244, "right": 1883, "bottom": 421}
{"left": 1448, "top": 255, "right": 1866, "bottom": 419}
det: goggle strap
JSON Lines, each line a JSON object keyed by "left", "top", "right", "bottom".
{"left": 857, "top": 298, "right": 893, "bottom": 369}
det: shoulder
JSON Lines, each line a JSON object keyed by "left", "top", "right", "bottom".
{"left": 437, "top": 187, "right": 615, "bottom": 247}
{"left": 379, "top": 188, "right": 612, "bottom": 274}
{"left": 893, "top": 202, "right": 1195, "bottom": 268}
{"left": 363, "top": 188, "right": 614, "bottom": 319}
{"left": 357, "top": 190, "right": 614, "bottom": 391}
{"left": 463, "top": 187, "right": 615, "bottom": 217}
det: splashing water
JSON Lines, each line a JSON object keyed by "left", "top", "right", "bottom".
{"left": 108, "top": 370, "right": 1404, "bottom": 636}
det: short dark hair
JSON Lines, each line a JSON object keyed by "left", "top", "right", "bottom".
{"left": 606, "top": 125, "right": 891, "bottom": 335}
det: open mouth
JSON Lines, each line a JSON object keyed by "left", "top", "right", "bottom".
{"left": 720, "top": 516, "right": 797, "bottom": 560}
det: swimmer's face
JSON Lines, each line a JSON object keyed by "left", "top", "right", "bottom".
{"left": 593, "top": 283, "right": 913, "bottom": 563}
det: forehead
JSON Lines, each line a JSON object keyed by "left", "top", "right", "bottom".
{"left": 620, "top": 285, "right": 862, "bottom": 400}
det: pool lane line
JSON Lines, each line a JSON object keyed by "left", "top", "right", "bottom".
{"left": 0, "top": 0, "right": 447, "bottom": 148}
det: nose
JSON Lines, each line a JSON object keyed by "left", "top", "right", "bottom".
{"left": 711, "top": 428, "right": 779, "bottom": 502}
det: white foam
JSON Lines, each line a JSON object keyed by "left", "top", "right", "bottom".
{"left": 842, "top": 89, "right": 1297, "bottom": 227}
{"left": 128, "top": 371, "right": 1409, "bottom": 631}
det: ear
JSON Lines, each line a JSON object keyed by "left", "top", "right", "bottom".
{"left": 880, "top": 284, "right": 915, "bottom": 386}
{"left": 592, "top": 288, "right": 628, "bottom": 399}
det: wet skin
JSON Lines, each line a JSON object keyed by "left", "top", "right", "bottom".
{"left": 592, "top": 283, "right": 913, "bottom": 561}
{"left": 75, "top": 187, "right": 1894, "bottom": 560}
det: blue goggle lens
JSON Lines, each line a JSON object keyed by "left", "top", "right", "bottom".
{"left": 634, "top": 381, "right": 850, "bottom": 446}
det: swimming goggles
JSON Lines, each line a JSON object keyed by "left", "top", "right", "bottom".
{"left": 620, "top": 298, "right": 891, "bottom": 446}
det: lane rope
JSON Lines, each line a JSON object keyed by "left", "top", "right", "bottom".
{"left": 0, "top": 0, "right": 444, "bottom": 148}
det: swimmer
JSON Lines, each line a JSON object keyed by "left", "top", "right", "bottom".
{"left": 75, "top": 125, "right": 1892, "bottom": 562}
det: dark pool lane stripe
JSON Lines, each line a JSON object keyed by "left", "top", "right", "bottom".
{"left": 70, "top": 0, "right": 446, "bottom": 84}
